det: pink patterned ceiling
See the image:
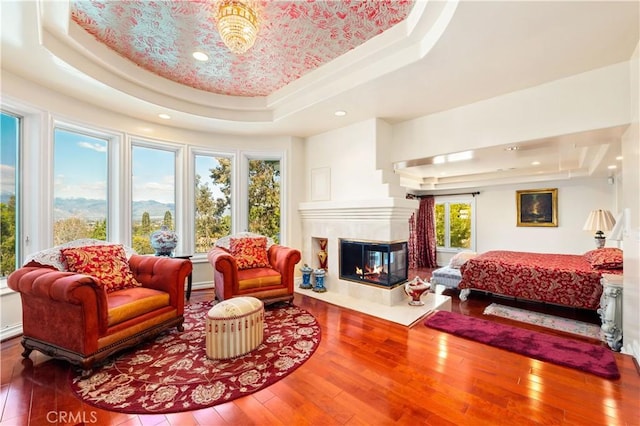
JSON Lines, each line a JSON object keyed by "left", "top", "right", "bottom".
{"left": 71, "top": 1, "right": 415, "bottom": 97}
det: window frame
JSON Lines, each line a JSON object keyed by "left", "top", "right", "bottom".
{"left": 52, "top": 125, "right": 114, "bottom": 245}
{"left": 0, "top": 103, "right": 292, "bottom": 290}
{"left": 240, "top": 151, "right": 286, "bottom": 243}
{"left": 129, "top": 138, "right": 183, "bottom": 254}
{"left": 189, "top": 147, "right": 236, "bottom": 256}
{"left": 0, "top": 110, "right": 22, "bottom": 288}
{"left": 0, "top": 99, "right": 49, "bottom": 293}
{"left": 435, "top": 195, "right": 477, "bottom": 253}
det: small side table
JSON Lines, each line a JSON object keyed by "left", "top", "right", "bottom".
{"left": 172, "top": 254, "right": 194, "bottom": 301}
{"left": 598, "top": 273, "right": 623, "bottom": 351}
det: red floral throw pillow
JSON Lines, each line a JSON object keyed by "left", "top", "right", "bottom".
{"left": 61, "top": 244, "right": 142, "bottom": 292}
{"left": 230, "top": 237, "right": 270, "bottom": 270}
{"left": 584, "top": 247, "right": 623, "bottom": 270}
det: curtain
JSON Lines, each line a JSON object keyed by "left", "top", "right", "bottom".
{"left": 408, "top": 212, "right": 418, "bottom": 269}
{"left": 414, "top": 196, "right": 438, "bottom": 268}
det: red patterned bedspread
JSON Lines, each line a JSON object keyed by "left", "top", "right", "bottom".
{"left": 458, "top": 250, "right": 620, "bottom": 310}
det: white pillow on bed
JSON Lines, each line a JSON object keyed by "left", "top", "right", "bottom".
{"left": 448, "top": 251, "right": 477, "bottom": 269}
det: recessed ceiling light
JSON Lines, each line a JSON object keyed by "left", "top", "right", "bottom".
{"left": 334, "top": 110, "right": 347, "bottom": 117}
{"left": 616, "top": 155, "right": 623, "bottom": 161}
{"left": 505, "top": 146, "right": 519, "bottom": 151}
{"left": 531, "top": 161, "right": 540, "bottom": 166}
{"left": 608, "top": 165, "right": 617, "bottom": 170}
{"left": 192, "top": 51, "right": 209, "bottom": 61}
{"left": 158, "top": 113, "right": 171, "bottom": 120}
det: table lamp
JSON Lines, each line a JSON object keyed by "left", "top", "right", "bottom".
{"left": 583, "top": 209, "right": 616, "bottom": 248}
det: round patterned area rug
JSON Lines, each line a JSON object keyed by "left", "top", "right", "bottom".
{"left": 69, "top": 301, "right": 321, "bottom": 414}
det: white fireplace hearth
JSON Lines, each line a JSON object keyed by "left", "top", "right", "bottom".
{"left": 295, "top": 279, "right": 451, "bottom": 326}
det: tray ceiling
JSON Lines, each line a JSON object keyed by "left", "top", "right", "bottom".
{"left": 71, "top": 0, "right": 415, "bottom": 97}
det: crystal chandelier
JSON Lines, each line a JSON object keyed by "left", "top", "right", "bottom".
{"left": 216, "top": 0, "right": 259, "bottom": 55}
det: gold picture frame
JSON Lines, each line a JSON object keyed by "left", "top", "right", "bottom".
{"left": 516, "top": 188, "right": 558, "bottom": 227}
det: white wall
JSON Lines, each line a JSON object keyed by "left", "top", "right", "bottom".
{"left": 391, "top": 62, "right": 631, "bottom": 162}
{"left": 304, "top": 118, "right": 399, "bottom": 201}
{"left": 621, "top": 42, "right": 640, "bottom": 362}
{"left": 474, "top": 178, "right": 618, "bottom": 255}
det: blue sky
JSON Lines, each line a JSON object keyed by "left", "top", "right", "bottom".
{"left": 54, "top": 129, "right": 223, "bottom": 204}
{"left": 55, "top": 130, "right": 177, "bottom": 204}
{"left": 132, "top": 145, "right": 175, "bottom": 204}
{"left": 2, "top": 121, "right": 222, "bottom": 205}
{"left": 54, "top": 129, "right": 111, "bottom": 201}
{"left": 1, "top": 113, "right": 18, "bottom": 201}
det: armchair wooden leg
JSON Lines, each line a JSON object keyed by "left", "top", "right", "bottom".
{"left": 20, "top": 342, "right": 32, "bottom": 359}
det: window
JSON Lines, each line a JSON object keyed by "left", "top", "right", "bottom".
{"left": 1, "top": 112, "right": 20, "bottom": 280}
{"left": 4, "top": 111, "right": 289, "bottom": 271}
{"left": 435, "top": 198, "right": 475, "bottom": 250}
{"left": 247, "top": 158, "right": 280, "bottom": 243}
{"left": 194, "top": 154, "right": 232, "bottom": 254}
{"left": 131, "top": 144, "right": 177, "bottom": 255}
{"left": 53, "top": 128, "right": 108, "bottom": 245}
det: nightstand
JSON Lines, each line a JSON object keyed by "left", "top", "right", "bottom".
{"left": 598, "top": 273, "right": 623, "bottom": 351}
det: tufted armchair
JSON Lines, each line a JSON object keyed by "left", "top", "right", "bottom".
{"left": 8, "top": 239, "right": 192, "bottom": 377}
{"left": 207, "top": 233, "right": 301, "bottom": 305}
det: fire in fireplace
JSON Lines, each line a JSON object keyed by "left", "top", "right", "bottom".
{"left": 339, "top": 239, "right": 408, "bottom": 288}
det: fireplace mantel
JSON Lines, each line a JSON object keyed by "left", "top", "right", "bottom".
{"left": 299, "top": 198, "right": 418, "bottom": 221}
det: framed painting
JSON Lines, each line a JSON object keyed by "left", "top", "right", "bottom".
{"left": 516, "top": 188, "right": 558, "bottom": 227}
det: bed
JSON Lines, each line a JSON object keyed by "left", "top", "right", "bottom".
{"left": 457, "top": 249, "right": 623, "bottom": 310}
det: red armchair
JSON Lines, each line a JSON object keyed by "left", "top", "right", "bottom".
{"left": 207, "top": 233, "right": 301, "bottom": 305}
{"left": 8, "top": 240, "right": 192, "bottom": 377}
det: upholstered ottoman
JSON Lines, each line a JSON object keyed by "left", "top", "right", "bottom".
{"left": 430, "top": 266, "right": 463, "bottom": 289}
{"left": 206, "top": 296, "right": 264, "bottom": 360}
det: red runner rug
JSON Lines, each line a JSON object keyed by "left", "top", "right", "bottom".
{"left": 425, "top": 310, "right": 619, "bottom": 379}
{"left": 69, "top": 301, "right": 321, "bottom": 414}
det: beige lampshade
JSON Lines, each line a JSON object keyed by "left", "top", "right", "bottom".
{"left": 583, "top": 209, "right": 616, "bottom": 235}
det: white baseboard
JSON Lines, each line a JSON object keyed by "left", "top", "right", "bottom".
{"left": 1, "top": 324, "right": 23, "bottom": 342}
{"left": 622, "top": 339, "right": 640, "bottom": 371}
{"left": 190, "top": 281, "right": 214, "bottom": 293}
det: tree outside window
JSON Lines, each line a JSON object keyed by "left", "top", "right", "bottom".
{"left": 248, "top": 159, "right": 280, "bottom": 243}
{"left": 435, "top": 200, "right": 473, "bottom": 250}
{"left": 194, "top": 155, "right": 232, "bottom": 253}
{"left": 1, "top": 112, "right": 19, "bottom": 279}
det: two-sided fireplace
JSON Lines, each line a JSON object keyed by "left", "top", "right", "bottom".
{"left": 339, "top": 239, "right": 408, "bottom": 288}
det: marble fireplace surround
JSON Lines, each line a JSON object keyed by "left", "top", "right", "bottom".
{"left": 297, "top": 198, "right": 452, "bottom": 325}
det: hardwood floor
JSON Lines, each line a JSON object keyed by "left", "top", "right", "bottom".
{"left": 2, "top": 276, "right": 639, "bottom": 425}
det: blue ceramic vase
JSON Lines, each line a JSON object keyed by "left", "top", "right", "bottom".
{"left": 150, "top": 225, "right": 178, "bottom": 256}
